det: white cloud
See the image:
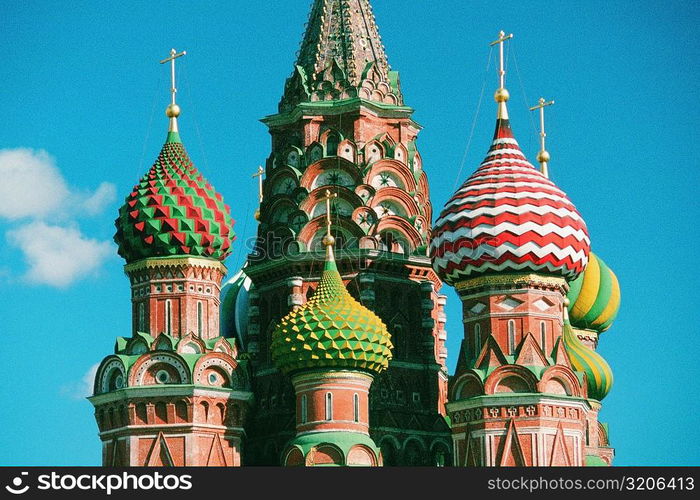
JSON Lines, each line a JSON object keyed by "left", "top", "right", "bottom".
{"left": 0, "top": 148, "right": 116, "bottom": 220}
{"left": 0, "top": 148, "right": 118, "bottom": 288}
{"left": 81, "top": 182, "right": 117, "bottom": 215}
{"left": 6, "top": 221, "right": 113, "bottom": 288}
{"left": 60, "top": 363, "right": 100, "bottom": 400}
{"left": 0, "top": 148, "right": 70, "bottom": 219}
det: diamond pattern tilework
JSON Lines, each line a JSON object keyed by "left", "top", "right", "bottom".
{"left": 115, "top": 134, "right": 235, "bottom": 263}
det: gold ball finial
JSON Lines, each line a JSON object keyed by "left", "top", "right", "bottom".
{"left": 166, "top": 103, "right": 181, "bottom": 118}
{"left": 537, "top": 150, "right": 551, "bottom": 163}
{"left": 254, "top": 208, "right": 261, "bottom": 221}
{"left": 322, "top": 234, "right": 335, "bottom": 247}
{"left": 494, "top": 87, "right": 510, "bottom": 103}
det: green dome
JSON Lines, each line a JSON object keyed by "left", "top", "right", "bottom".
{"left": 567, "top": 252, "right": 620, "bottom": 333}
{"left": 114, "top": 132, "right": 235, "bottom": 264}
{"left": 562, "top": 317, "right": 613, "bottom": 401}
{"left": 271, "top": 249, "right": 393, "bottom": 375}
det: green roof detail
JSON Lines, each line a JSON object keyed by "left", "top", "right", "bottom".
{"left": 285, "top": 431, "right": 380, "bottom": 466}
{"left": 585, "top": 454, "right": 609, "bottom": 466}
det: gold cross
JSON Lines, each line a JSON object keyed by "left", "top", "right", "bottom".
{"left": 490, "top": 31, "right": 513, "bottom": 89}
{"left": 252, "top": 165, "right": 264, "bottom": 203}
{"left": 320, "top": 189, "right": 338, "bottom": 238}
{"left": 530, "top": 97, "right": 555, "bottom": 177}
{"left": 160, "top": 48, "right": 186, "bottom": 106}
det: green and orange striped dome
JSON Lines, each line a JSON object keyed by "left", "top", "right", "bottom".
{"left": 566, "top": 252, "right": 620, "bottom": 333}
{"left": 114, "top": 132, "right": 235, "bottom": 263}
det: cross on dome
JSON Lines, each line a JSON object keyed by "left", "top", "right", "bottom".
{"left": 490, "top": 30, "right": 513, "bottom": 119}
{"left": 160, "top": 48, "right": 186, "bottom": 132}
{"left": 252, "top": 165, "right": 264, "bottom": 221}
{"left": 320, "top": 189, "right": 339, "bottom": 259}
{"left": 530, "top": 97, "right": 555, "bottom": 178}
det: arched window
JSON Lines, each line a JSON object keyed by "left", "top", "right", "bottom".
{"left": 585, "top": 423, "right": 590, "bottom": 445}
{"left": 353, "top": 393, "right": 359, "bottom": 423}
{"left": 138, "top": 302, "right": 145, "bottom": 332}
{"left": 325, "top": 392, "right": 333, "bottom": 421}
{"left": 473, "top": 323, "right": 482, "bottom": 357}
{"left": 392, "top": 324, "right": 404, "bottom": 359}
{"left": 507, "top": 320, "right": 516, "bottom": 354}
{"left": 326, "top": 133, "right": 340, "bottom": 156}
{"left": 165, "top": 300, "right": 172, "bottom": 335}
{"left": 197, "top": 301, "right": 203, "bottom": 336}
{"left": 540, "top": 321, "right": 547, "bottom": 352}
{"left": 301, "top": 394, "right": 307, "bottom": 424}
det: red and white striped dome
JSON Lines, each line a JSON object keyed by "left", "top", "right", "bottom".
{"left": 430, "top": 118, "right": 590, "bottom": 286}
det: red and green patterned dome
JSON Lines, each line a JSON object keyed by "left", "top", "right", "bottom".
{"left": 115, "top": 131, "right": 235, "bottom": 263}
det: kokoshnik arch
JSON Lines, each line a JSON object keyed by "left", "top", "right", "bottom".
{"left": 89, "top": 0, "right": 620, "bottom": 467}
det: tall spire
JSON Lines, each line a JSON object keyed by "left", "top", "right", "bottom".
{"left": 490, "top": 31, "right": 513, "bottom": 120}
{"left": 160, "top": 48, "right": 186, "bottom": 133}
{"left": 530, "top": 97, "right": 555, "bottom": 178}
{"left": 279, "top": 0, "right": 403, "bottom": 111}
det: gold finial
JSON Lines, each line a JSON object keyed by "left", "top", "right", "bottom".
{"left": 490, "top": 30, "right": 513, "bottom": 119}
{"left": 320, "top": 189, "right": 338, "bottom": 256}
{"left": 160, "top": 48, "right": 186, "bottom": 132}
{"left": 529, "top": 97, "right": 555, "bottom": 178}
{"left": 252, "top": 166, "right": 264, "bottom": 221}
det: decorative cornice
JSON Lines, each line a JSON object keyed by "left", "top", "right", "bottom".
{"left": 244, "top": 250, "right": 441, "bottom": 292}
{"left": 88, "top": 385, "right": 253, "bottom": 406}
{"left": 262, "top": 98, "right": 416, "bottom": 128}
{"left": 124, "top": 257, "right": 227, "bottom": 274}
{"left": 455, "top": 273, "right": 567, "bottom": 293}
{"left": 446, "top": 394, "right": 591, "bottom": 413}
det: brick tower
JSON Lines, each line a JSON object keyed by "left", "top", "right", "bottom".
{"left": 233, "top": 0, "right": 451, "bottom": 465}
{"left": 430, "top": 32, "right": 617, "bottom": 466}
{"left": 89, "top": 50, "right": 252, "bottom": 466}
{"left": 270, "top": 199, "right": 393, "bottom": 466}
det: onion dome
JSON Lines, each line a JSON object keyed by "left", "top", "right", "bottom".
{"left": 431, "top": 116, "right": 590, "bottom": 285}
{"left": 114, "top": 132, "right": 234, "bottom": 263}
{"left": 271, "top": 233, "right": 393, "bottom": 375}
{"left": 430, "top": 37, "right": 589, "bottom": 286}
{"left": 221, "top": 267, "right": 252, "bottom": 347}
{"left": 114, "top": 55, "right": 235, "bottom": 265}
{"left": 562, "top": 300, "right": 613, "bottom": 400}
{"left": 567, "top": 252, "right": 620, "bottom": 333}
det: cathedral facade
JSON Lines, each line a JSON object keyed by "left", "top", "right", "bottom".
{"left": 89, "top": 0, "right": 619, "bottom": 467}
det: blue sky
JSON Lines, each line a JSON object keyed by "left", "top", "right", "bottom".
{"left": 0, "top": 1, "right": 697, "bottom": 466}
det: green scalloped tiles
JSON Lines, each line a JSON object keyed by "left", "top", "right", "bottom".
{"left": 271, "top": 264, "right": 393, "bottom": 375}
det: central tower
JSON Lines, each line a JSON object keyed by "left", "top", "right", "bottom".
{"left": 236, "top": 0, "right": 451, "bottom": 465}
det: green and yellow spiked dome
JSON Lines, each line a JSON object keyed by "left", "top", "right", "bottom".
{"left": 271, "top": 246, "right": 393, "bottom": 376}
{"left": 567, "top": 252, "right": 620, "bottom": 333}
